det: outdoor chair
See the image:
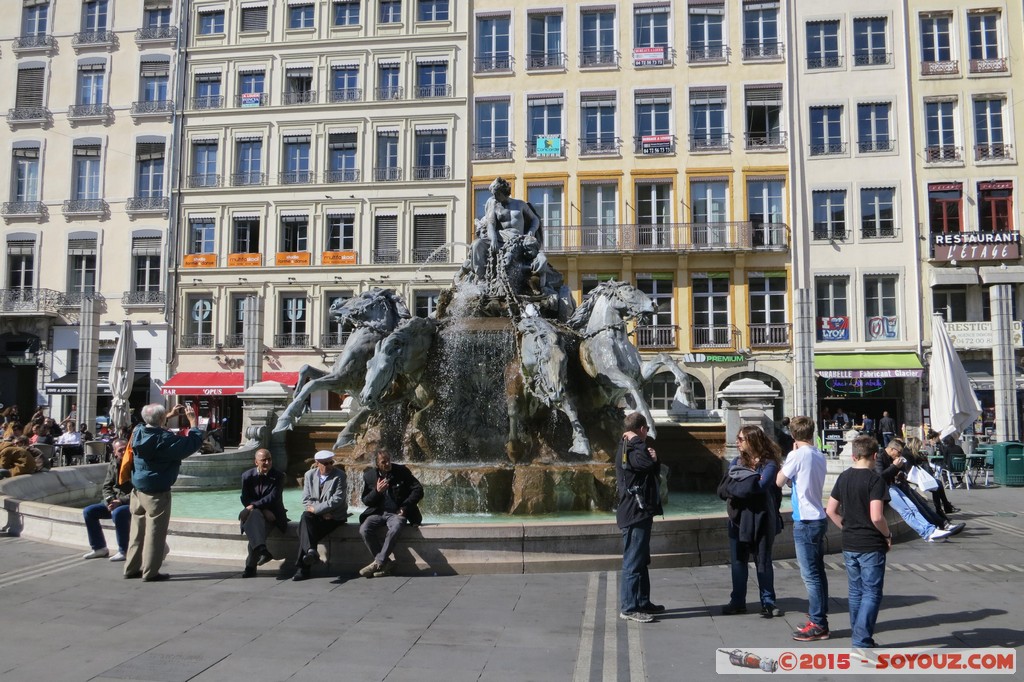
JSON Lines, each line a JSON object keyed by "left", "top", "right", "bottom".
{"left": 83, "top": 441, "right": 108, "bottom": 464}
{"left": 31, "top": 442, "right": 55, "bottom": 468}
{"left": 942, "top": 455, "right": 970, "bottom": 490}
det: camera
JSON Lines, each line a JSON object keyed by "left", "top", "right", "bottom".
{"left": 627, "top": 484, "right": 646, "bottom": 510}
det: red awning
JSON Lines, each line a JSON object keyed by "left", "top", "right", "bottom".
{"left": 160, "top": 371, "right": 298, "bottom": 396}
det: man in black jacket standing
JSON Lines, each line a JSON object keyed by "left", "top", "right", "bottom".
{"left": 358, "top": 450, "right": 424, "bottom": 578}
{"left": 616, "top": 412, "right": 664, "bottom": 623}
{"left": 239, "top": 448, "right": 289, "bottom": 577}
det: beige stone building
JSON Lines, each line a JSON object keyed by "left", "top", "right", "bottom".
{"left": 0, "top": 0, "right": 178, "bottom": 426}
{"left": 470, "top": 0, "right": 795, "bottom": 420}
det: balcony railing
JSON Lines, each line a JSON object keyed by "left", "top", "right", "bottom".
{"left": 125, "top": 196, "right": 169, "bottom": 213}
{"left": 526, "top": 52, "right": 566, "bottom": 69}
{"left": 692, "top": 324, "right": 739, "bottom": 349}
{"left": 72, "top": 31, "right": 115, "bottom": 47}
{"left": 6, "top": 107, "right": 50, "bottom": 123}
{"left": 191, "top": 95, "right": 224, "bottom": 110}
{"left": 690, "top": 134, "right": 732, "bottom": 152}
{"left": 742, "top": 42, "right": 783, "bottom": 60}
{"left": 749, "top": 323, "right": 791, "bottom": 348}
{"left": 578, "top": 137, "right": 621, "bottom": 155}
{"left": 1, "top": 201, "right": 46, "bottom": 217}
{"left": 320, "top": 332, "right": 351, "bottom": 349}
{"left": 540, "top": 222, "right": 790, "bottom": 254}
{"left": 975, "top": 143, "right": 1013, "bottom": 161}
{"left": 0, "top": 288, "right": 64, "bottom": 315}
{"left": 970, "top": 57, "right": 1008, "bottom": 74}
{"left": 372, "top": 249, "right": 400, "bottom": 264}
{"left": 474, "top": 55, "right": 513, "bottom": 72}
{"left": 921, "top": 60, "right": 959, "bottom": 76}
{"left": 60, "top": 291, "right": 102, "bottom": 307}
{"left": 633, "top": 135, "right": 676, "bottom": 155}
{"left": 62, "top": 199, "right": 107, "bottom": 216}
{"left": 860, "top": 225, "right": 897, "bottom": 240}
{"left": 858, "top": 139, "right": 895, "bottom": 153}
{"left": 744, "top": 131, "right": 787, "bottom": 150}
{"left": 235, "top": 93, "right": 268, "bottom": 107}
{"left": 925, "top": 145, "right": 961, "bottom": 162}
{"left": 525, "top": 137, "right": 567, "bottom": 159}
{"left": 224, "top": 333, "right": 244, "bottom": 348}
{"left": 282, "top": 90, "right": 317, "bottom": 105}
{"left": 68, "top": 103, "right": 113, "bottom": 120}
{"left": 473, "top": 142, "right": 514, "bottom": 160}
{"left": 329, "top": 88, "right": 363, "bottom": 103}
{"left": 579, "top": 48, "right": 618, "bottom": 67}
{"left": 688, "top": 45, "right": 727, "bottom": 63}
{"left": 230, "top": 172, "right": 266, "bottom": 186}
{"left": 122, "top": 290, "right": 166, "bottom": 306}
{"left": 375, "top": 86, "right": 404, "bottom": 101}
{"left": 324, "top": 169, "right": 360, "bottom": 183}
{"left": 412, "top": 166, "right": 451, "bottom": 180}
{"left": 131, "top": 100, "right": 174, "bottom": 116}
{"left": 809, "top": 142, "right": 847, "bottom": 156}
{"left": 853, "top": 52, "right": 891, "bottom": 67}
{"left": 412, "top": 246, "right": 449, "bottom": 264}
{"left": 12, "top": 35, "right": 56, "bottom": 52}
{"left": 415, "top": 84, "right": 452, "bottom": 98}
{"left": 186, "top": 174, "right": 222, "bottom": 188}
{"left": 181, "top": 333, "right": 214, "bottom": 349}
{"left": 136, "top": 26, "right": 177, "bottom": 42}
{"left": 373, "top": 167, "right": 402, "bottom": 182}
{"left": 636, "top": 325, "right": 677, "bottom": 349}
{"left": 812, "top": 226, "right": 847, "bottom": 241}
{"left": 807, "top": 55, "right": 843, "bottom": 69}
{"left": 278, "top": 171, "right": 315, "bottom": 185}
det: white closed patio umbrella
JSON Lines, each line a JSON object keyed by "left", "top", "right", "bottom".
{"left": 108, "top": 320, "right": 136, "bottom": 432}
{"left": 929, "top": 314, "right": 981, "bottom": 438}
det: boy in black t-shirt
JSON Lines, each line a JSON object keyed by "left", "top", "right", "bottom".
{"left": 826, "top": 435, "right": 891, "bottom": 649}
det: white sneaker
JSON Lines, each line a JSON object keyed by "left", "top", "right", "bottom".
{"left": 927, "top": 527, "right": 953, "bottom": 542}
{"left": 109, "top": 551, "right": 126, "bottom": 562}
{"left": 83, "top": 548, "right": 109, "bottom": 559}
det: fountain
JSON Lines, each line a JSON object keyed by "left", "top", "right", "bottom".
{"left": 273, "top": 177, "right": 710, "bottom": 515}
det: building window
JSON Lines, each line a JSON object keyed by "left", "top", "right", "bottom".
{"left": 331, "top": 66, "right": 360, "bottom": 102}
{"left": 82, "top": 0, "right": 109, "bottom": 32}
{"left": 635, "top": 181, "right": 672, "bottom": 231}
{"left": 412, "top": 214, "right": 446, "bottom": 263}
{"left": 15, "top": 66, "right": 46, "bottom": 111}
{"left": 475, "top": 99, "right": 510, "bottom": 158}
{"left": 379, "top": 0, "right": 401, "bottom": 24}
{"left": 72, "top": 144, "right": 101, "bottom": 201}
{"left": 233, "top": 218, "right": 260, "bottom": 253}
{"left": 924, "top": 100, "right": 957, "bottom": 161}
{"left": 334, "top": 0, "right": 360, "bottom": 26}
{"left": 280, "top": 215, "right": 308, "bottom": 252}
{"left": 377, "top": 64, "right": 401, "bottom": 100}
{"left": 135, "top": 142, "right": 165, "bottom": 198}
{"left": 375, "top": 131, "right": 400, "bottom": 180}
{"left": 861, "top": 188, "right": 895, "bottom": 239}
{"left": 528, "top": 184, "right": 563, "bottom": 249}
{"left": 186, "top": 296, "right": 213, "bottom": 342}
{"left": 689, "top": 88, "right": 727, "bottom": 150}
{"left": 749, "top": 275, "right": 787, "bottom": 345}
{"left": 327, "top": 133, "right": 357, "bottom": 182}
{"left": 327, "top": 215, "right": 354, "bottom": 251}
{"left": 692, "top": 275, "right": 731, "bottom": 347}
{"left": 140, "top": 59, "right": 170, "bottom": 103}
{"left": 688, "top": 3, "right": 724, "bottom": 62}
{"left": 22, "top": 2, "right": 49, "bottom": 37}
{"left": 815, "top": 277, "right": 849, "bottom": 341}
{"left": 853, "top": 17, "right": 888, "bottom": 66}
{"left": 284, "top": 67, "right": 314, "bottom": 104}
{"left": 68, "top": 252, "right": 97, "bottom": 295}
{"left": 418, "top": 0, "right": 447, "bottom": 22}
{"left": 812, "top": 190, "right": 846, "bottom": 240}
{"left": 416, "top": 62, "right": 448, "bottom": 98}
{"left": 280, "top": 296, "right": 307, "bottom": 341}
{"left": 189, "top": 218, "right": 215, "bottom": 254}
{"left": 76, "top": 63, "right": 106, "bottom": 107}
{"left": 235, "top": 139, "right": 263, "bottom": 185}
{"left": 691, "top": 180, "right": 728, "bottom": 245}
{"left": 289, "top": 3, "right": 314, "bottom": 29}
{"left": 412, "top": 291, "right": 438, "bottom": 318}
{"left": 528, "top": 12, "right": 564, "bottom": 68}
{"left": 476, "top": 15, "right": 511, "bottom": 71}
{"left": 967, "top": 12, "right": 1000, "bottom": 62}
{"left": 228, "top": 295, "right": 246, "bottom": 342}
{"left": 581, "top": 9, "right": 615, "bottom": 66}
{"left": 191, "top": 142, "right": 218, "bottom": 187}
{"left": 238, "top": 71, "right": 265, "bottom": 106}
{"left": 414, "top": 132, "right": 447, "bottom": 180}
{"left": 636, "top": 275, "right": 674, "bottom": 347}
{"left": 12, "top": 146, "right": 40, "bottom": 202}
{"left": 744, "top": 86, "right": 783, "bottom": 148}
{"left": 747, "top": 179, "right": 784, "bottom": 246}
{"left": 973, "top": 98, "right": 1007, "bottom": 161}
{"left": 933, "top": 287, "right": 967, "bottom": 322}
{"left": 374, "top": 214, "right": 399, "bottom": 263}
{"left": 743, "top": 2, "right": 780, "bottom": 59}
{"left": 7, "top": 245, "right": 35, "bottom": 291}
{"left": 144, "top": 3, "right": 171, "bottom": 29}
{"left": 864, "top": 276, "right": 898, "bottom": 341}
{"left": 920, "top": 14, "right": 952, "bottom": 65}
{"left": 198, "top": 9, "right": 225, "bottom": 35}
{"left": 857, "top": 103, "right": 891, "bottom": 153}
{"left": 927, "top": 183, "right": 962, "bottom": 235}
{"left": 635, "top": 91, "right": 671, "bottom": 149}
{"left": 977, "top": 182, "right": 1013, "bottom": 233}
{"left": 581, "top": 183, "right": 617, "bottom": 248}
{"left": 133, "top": 249, "right": 160, "bottom": 292}
{"left": 580, "top": 94, "right": 616, "bottom": 154}
{"left": 809, "top": 105, "right": 844, "bottom": 155}
{"left": 806, "top": 20, "right": 840, "bottom": 69}
{"left": 193, "top": 74, "right": 222, "bottom": 109}
{"left": 240, "top": 6, "right": 267, "bottom": 32}
{"left": 527, "top": 95, "right": 563, "bottom": 148}
{"left": 634, "top": 4, "right": 669, "bottom": 49}
{"left": 282, "top": 135, "right": 311, "bottom": 184}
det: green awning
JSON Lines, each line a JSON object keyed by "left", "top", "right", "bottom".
{"left": 815, "top": 353, "right": 923, "bottom": 371}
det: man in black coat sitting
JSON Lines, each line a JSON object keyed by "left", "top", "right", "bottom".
{"left": 358, "top": 450, "right": 424, "bottom": 578}
{"left": 239, "top": 448, "right": 289, "bottom": 577}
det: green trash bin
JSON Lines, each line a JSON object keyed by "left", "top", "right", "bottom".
{"left": 992, "top": 442, "right": 1024, "bottom": 487}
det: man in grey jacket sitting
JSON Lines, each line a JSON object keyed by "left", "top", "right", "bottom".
{"left": 293, "top": 450, "right": 348, "bottom": 581}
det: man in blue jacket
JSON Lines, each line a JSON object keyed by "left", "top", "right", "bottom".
{"left": 124, "top": 403, "right": 204, "bottom": 582}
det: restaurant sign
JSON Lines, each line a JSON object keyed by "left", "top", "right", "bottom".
{"left": 932, "top": 232, "right": 1020, "bottom": 262}
{"left": 946, "top": 320, "right": 1024, "bottom": 349}
{"left": 818, "top": 369, "right": 923, "bottom": 379}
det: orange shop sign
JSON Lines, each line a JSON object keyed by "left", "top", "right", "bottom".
{"left": 322, "top": 250, "right": 358, "bottom": 265}
{"left": 275, "top": 251, "right": 311, "bottom": 266}
{"left": 228, "top": 253, "right": 263, "bottom": 267}
{"left": 183, "top": 254, "right": 217, "bottom": 268}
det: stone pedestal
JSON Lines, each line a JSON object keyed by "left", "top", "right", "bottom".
{"left": 717, "top": 378, "right": 779, "bottom": 466}
{"left": 239, "top": 380, "right": 293, "bottom": 473}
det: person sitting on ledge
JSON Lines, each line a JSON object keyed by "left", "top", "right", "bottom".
{"left": 358, "top": 450, "right": 423, "bottom": 579}
{"left": 239, "top": 448, "right": 289, "bottom": 578}
{"left": 293, "top": 450, "right": 347, "bottom": 581}
{"left": 82, "top": 439, "right": 132, "bottom": 562}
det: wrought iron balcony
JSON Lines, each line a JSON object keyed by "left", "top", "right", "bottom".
{"left": 60, "top": 291, "right": 101, "bottom": 307}
{"left": 742, "top": 42, "right": 783, "bottom": 60}
{"left": 374, "top": 86, "right": 404, "bottom": 101}
{"left": 186, "top": 174, "right": 222, "bottom": 188}
{"left": 579, "top": 48, "right": 618, "bottom": 67}
{"left": 12, "top": 35, "right": 56, "bottom": 52}
{"left": 191, "top": 95, "right": 224, "bottom": 110}
{"left": 578, "top": 137, "right": 621, "bottom": 156}
{"left": 472, "top": 142, "right": 513, "bottom": 160}
{"left": 690, "top": 134, "right": 732, "bottom": 152}
{"left": 373, "top": 167, "right": 402, "bottom": 182}
{"left": 0, "top": 288, "right": 64, "bottom": 315}
{"left": 858, "top": 139, "right": 895, "bottom": 153}
{"left": 412, "top": 166, "right": 451, "bottom": 181}
{"left": 853, "top": 52, "right": 891, "bottom": 66}
{"left": 320, "top": 332, "right": 351, "bottom": 349}
{"left": 860, "top": 225, "right": 897, "bottom": 240}
{"left": 526, "top": 52, "right": 566, "bottom": 69}
{"left": 125, "top": 196, "right": 169, "bottom": 213}
{"left": 274, "top": 333, "right": 310, "bottom": 349}
{"left": 525, "top": 137, "right": 566, "bottom": 159}
{"left": 412, "top": 247, "right": 449, "bottom": 264}
{"left": 1, "top": 201, "right": 46, "bottom": 217}
{"left": 970, "top": 57, "right": 1008, "bottom": 74}
{"left": 474, "top": 55, "right": 513, "bottom": 73}
{"left": 329, "top": 88, "right": 362, "bottom": 103}
{"left": 131, "top": 100, "right": 174, "bottom": 116}
{"left": 688, "top": 45, "right": 727, "bottom": 63}
{"left": 415, "top": 84, "right": 452, "bottom": 98}
{"left": 921, "top": 60, "right": 959, "bottom": 76}
{"left": 6, "top": 107, "right": 50, "bottom": 124}
{"left": 636, "top": 325, "right": 677, "bottom": 349}
{"left": 749, "top": 323, "right": 791, "bottom": 349}
{"left": 925, "top": 145, "right": 962, "bottom": 162}
{"left": 230, "top": 172, "right": 266, "bottom": 186}
{"left": 975, "top": 143, "right": 1013, "bottom": 162}
{"left": 235, "top": 93, "right": 268, "bottom": 107}
{"left": 72, "top": 31, "right": 115, "bottom": 47}
{"left": 633, "top": 135, "right": 676, "bottom": 155}
{"left": 807, "top": 55, "right": 843, "bottom": 69}
{"left": 812, "top": 226, "right": 847, "bottom": 241}
{"left": 224, "top": 333, "right": 244, "bottom": 348}
{"left": 68, "top": 103, "right": 112, "bottom": 120}
{"left": 282, "top": 90, "right": 317, "bottom": 105}
{"left": 744, "top": 131, "right": 787, "bottom": 150}
{"left": 62, "top": 199, "right": 108, "bottom": 216}
{"left": 324, "top": 169, "right": 360, "bottom": 183}
{"left": 692, "top": 325, "right": 739, "bottom": 349}
{"left": 181, "top": 333, "right": 214, "bottom": 349}
{"left": 278, "top": 171, "right": 315, "bottom": 185}
{"left": 372, "top": 249, "right": 400, "bottom": 264}
{"left": 121, "top": 290, "right": 166, "bottom": 306}
{"left": 750, "top": 223, "right": 790, "bottom": 250}
{"left": 135, "top": 26, "right": 177, "bottom": 42}
{"left": 809, "top": 142, "right": 847, "bottom": 156}
{"left": 541, "top": 222, "right": 790, "bottom": 254}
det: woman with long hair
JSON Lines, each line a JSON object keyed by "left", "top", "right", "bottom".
{"left": 906, "top": 436, "right": 959, "bottom": 514}
{"left": 717, "top": 425, "right": 785, "bottom": 617}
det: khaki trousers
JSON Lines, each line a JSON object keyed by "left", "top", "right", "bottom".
{"left": 125, "top": 488, "right": 171, "bottom": 580}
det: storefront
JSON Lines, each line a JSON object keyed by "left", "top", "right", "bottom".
{"left": 815, "top": 353, "right": 923, "bottom": 432}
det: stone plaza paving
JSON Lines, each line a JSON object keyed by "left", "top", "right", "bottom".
{"left": 1, "top": 484, "right": 1022, "bottom": 682}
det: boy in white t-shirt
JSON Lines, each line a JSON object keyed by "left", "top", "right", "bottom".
{"left": 776, "top": 415, "right": 830, "bottom": 641}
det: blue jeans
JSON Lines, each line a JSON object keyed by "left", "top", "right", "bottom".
{"left": 83, "top": 502, "right": 132, "bottom": 553}
{"left": 793, "top": 519, "right": 829, "bottom": 627}
{"left": 729, "top": 534, "right": 776, "bottom": 607}
{"left": 888, "top": 487, "right": 936, "bottom": 539}
{"left": 620, "top": 516, "right": 653, "bottom": 613}
{"left": 844, "top": 550, "right": 886, "bottom": 648}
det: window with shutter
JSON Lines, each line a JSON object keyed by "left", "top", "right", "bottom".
{"left": 374, "top": 215, "right": 398, "bottom": 263}
{"left": 412, "top": 214, "right": 446, "bottom": 263}
{"left": 241, "top": 6, "right": 267, "bottom": 31}
{"left": 16, "top": 68, "right": 45, "bottom": 108}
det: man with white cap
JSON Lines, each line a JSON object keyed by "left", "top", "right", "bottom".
{"left": 293, "top": 449, "right": 348, "bottom": 581}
